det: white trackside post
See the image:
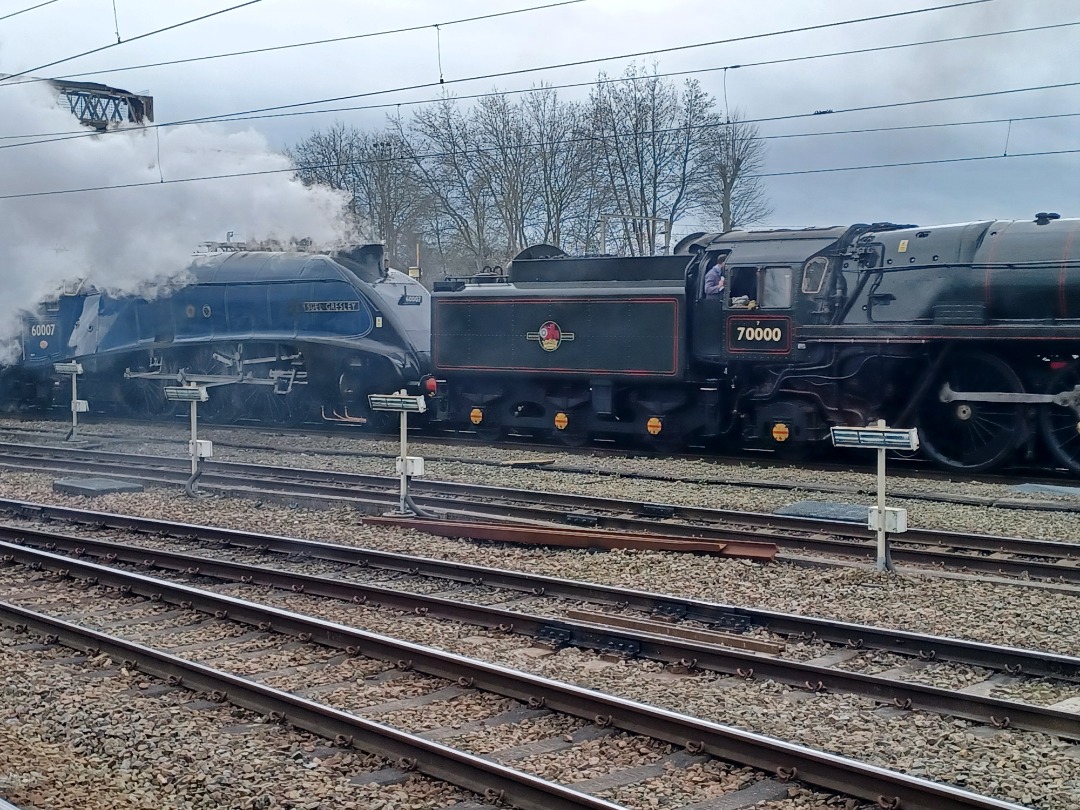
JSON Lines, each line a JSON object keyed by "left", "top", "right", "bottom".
{"left": 190, "top": 398, "right": 199, "bottom": 480}
{"left": 399, "top": 404, "right": 409, "bottom": 514}
{"left": 876, "top": 421, "right": 891, "bottom": 571}
{"left": 70, "top": 371, "right": 79, "bottom": 439}
{"left": 367, "top": 389, "right": 427, "bottom": 516}
{"left": 830, "top": 419, "right": 917, "bottom": 574}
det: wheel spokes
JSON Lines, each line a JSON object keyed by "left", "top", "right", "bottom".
{"left": 916, "top": 353, "right": 1025, "bottom": 472}
{"left": 1039, "top": 361, "right": 1080, "bottom": 474}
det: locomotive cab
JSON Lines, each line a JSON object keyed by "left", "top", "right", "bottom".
{"left": 691, "top": 260, "right": 797, "bottom": 363}
{"left": 685, "top": 227, "right": 857, "bottom": 452}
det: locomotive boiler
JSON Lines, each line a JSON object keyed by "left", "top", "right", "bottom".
{"left": 8, "top": 244, "right": 431, "bottom": 426}
{"left": 428, "top": 215, "right": 1080, "bottom": 474}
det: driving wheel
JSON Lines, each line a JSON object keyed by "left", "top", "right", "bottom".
{"left": 1039, "top": 360, "right": 1080, "bottom": 474}
{"left": 915, "top": 352, "right": 1025, "bottom": 472}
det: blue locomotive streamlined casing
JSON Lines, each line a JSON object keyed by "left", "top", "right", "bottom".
{"left": 26, "top": 253, "right": 378, "bottom": 365}
{"left": 24, "top": 250, "right": 428, "bottom": 369}
{"left": 15, "top": 248, "right": 431, "bottom": 421}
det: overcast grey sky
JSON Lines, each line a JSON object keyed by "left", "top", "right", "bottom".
{"left": 1, "top": 0, "right": 1078, "bottom": 239}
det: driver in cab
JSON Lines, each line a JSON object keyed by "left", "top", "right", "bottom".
{"left": 704, "top": 257, "right": 725, "bottom": 297}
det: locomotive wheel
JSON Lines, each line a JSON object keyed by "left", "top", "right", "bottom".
{"left": 233, "top": 384, "right": 308, "bottom": 427}
{"left": 641, "top": 423, "right": 683, "bottom": 453}
{"left": 550, "top": 407, "right": 588, "bottom": 446}
{"left": 1039, "top": 360, "right": 1080, "bottom": 474}
{"left": 122, "top": 378, "right": 175, "bottom": 419}
{"left": 120, "top": 357, "right": 175, "bottom": 419}
{"left": 472, "top": 421, "right": 505, "bottom": 441}
{"left": 181, "top": 347, "right": 240, "bottom": 423}
{"left": 915, "top": 352, "right": 1025, "bottom": 472}
{"left": 553, "top": 425, "right": 588, "bottom": 447}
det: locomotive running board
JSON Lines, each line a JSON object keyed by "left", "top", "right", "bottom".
{"left": 364, "top": 516, "right": 776, "bottom": 561}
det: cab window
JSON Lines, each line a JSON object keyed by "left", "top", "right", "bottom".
{"left": 727, "top": 265, "right": 793, "bottom": 309}
{"left": 761, "top": 266, "right": 792, "bottom": 308}
{"left": 801, "top": 256, "right": 828, "bottom": 294}
{"left": 727, "top": 266, "right": 757, "bottom": 307}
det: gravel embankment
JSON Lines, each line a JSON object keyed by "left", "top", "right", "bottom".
{"left": 1, "top": 419, "right": 1079, "bottom": 808}
{"left": 0, "top": 634, "right": 472, "bottom": 809}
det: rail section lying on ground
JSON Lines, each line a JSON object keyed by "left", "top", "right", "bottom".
{"left": 2, "top": 497, "right": 1077, "bottom": 682}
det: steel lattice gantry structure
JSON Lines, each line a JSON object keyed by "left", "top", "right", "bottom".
{"left": 50, "top": 79, "right": 154, "bottom": 130}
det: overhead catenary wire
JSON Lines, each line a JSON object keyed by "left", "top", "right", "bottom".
{"left": 3, "top": 11, "right": 1071, "bottom": 151}
{"left": 0, "top": 0, "right": 265, "bottom": 83}
{"left": 1, "top": 0, "right": 588, "bottom": 87}
{"left": 193, "top": 18, "right": 1080, "bottom": 128}
{"left": 3, "top": 74, "right": 1077, "bottom": 159}
{"left": 110, "top": 0, "right": 121, "bottom": 44}
{"left": 164, "top": 0, "right": 1002, "bottom": 126}
{"left": 0, "top": 0, "right": 1073, "bottom": 202}
{"left": 0, "top": 0, "right": 60, "bottom": 24}
{"left": 1, "top": 136, "right": 1077, "bottom": 203}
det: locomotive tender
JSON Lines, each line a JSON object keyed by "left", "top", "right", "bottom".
{"left": 428, "top": 215, "right": 1080, "bottom": 474}
{"left": 9, "top": 244, "right": 431, "bottom": 426}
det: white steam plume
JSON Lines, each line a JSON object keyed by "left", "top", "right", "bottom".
{"left": 0, "top": 79, "right": 352, "bottom": 353}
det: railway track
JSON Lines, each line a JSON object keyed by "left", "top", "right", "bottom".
{"left": 0, "top": 542, "right": 1033, "bottom": 810}
{"left": 1, "top": 497, "right": 1074, "bottom": 671}
{"left": 1, "top": 442, "right": 1078, "bottom": 585}
{"left": 5, "top": 414, "right": 1080, "bottom": 493}
{"left": 5, "top": 418, "right": 1080, "bottom": 509}
{"left": 3, "top": 504, "right": 1080, "bottom": 737}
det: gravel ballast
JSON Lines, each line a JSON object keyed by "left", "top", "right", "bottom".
{"left": 1, "top": 420, "right": 1079, "bottom": 808}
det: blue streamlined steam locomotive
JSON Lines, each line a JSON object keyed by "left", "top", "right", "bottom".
{"left": 428, "top": 215, "right": 1080, "bottom": 474}
{"left": 6, "top": 244, "right": 431, "bottom": 426}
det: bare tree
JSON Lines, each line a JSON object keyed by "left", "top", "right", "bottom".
{"left": 288, "top": 68, "right": 772, "bottom": 276}
{"left": 396, "top": 99, "right": 496, "bottom": 272}
{"left": 350, "top": 131, "right": 426, "bottom": 268}
{"left": 698, "top": 109, "right": 772, "bottom": 231}
{"left": 287, "top": 121, "right": 365, "bottom": 222}
{"left": 288, "top": 123, "right": 428, "bottom": 264}
{"left": 521, "top": 87, "right": 597, "bottom": 251}
{"left": 588, "top": 65, "right": 713, "bottom": 255}
{"left": 473, "top": 92, "right": 535, "bottom": 258}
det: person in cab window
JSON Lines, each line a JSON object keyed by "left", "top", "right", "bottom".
{"left": 704, "top": 258, "right": 725, "bottom": 296}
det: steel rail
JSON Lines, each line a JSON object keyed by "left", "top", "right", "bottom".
{"left": 1, "top": 445, "right": 1078, "bottom": 581}
{"left": 0, "top": 542, "right": 1028, "bottom": 810}
{"left": 0, "top": 600, "right": 623, "bottom": 810}
{"left": 7, "top": 421, "right": 1079, "bottom": 498}
{"left": 9, "top": 525, "right": 1080, "bottom": 739}
{"left": 3, "top": 497, "right": 1078, "bottom": 682}
{"left": 7, "top": 441, "right": 1080, "bottom": 555}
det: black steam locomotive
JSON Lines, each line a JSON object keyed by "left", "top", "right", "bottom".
{"left": 428, "top": 215, "right": 1080, "bottom": 474}
{"left": 6, "top": 244, "right": 431, "bottom": 427}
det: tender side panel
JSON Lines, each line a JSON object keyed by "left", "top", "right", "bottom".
{"left": 434, "top": 295, "right": 684, "bottom": 378}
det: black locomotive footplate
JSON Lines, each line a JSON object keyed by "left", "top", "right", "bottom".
{"left": 726, "top": 315, "right": 792, "bottom": 354}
